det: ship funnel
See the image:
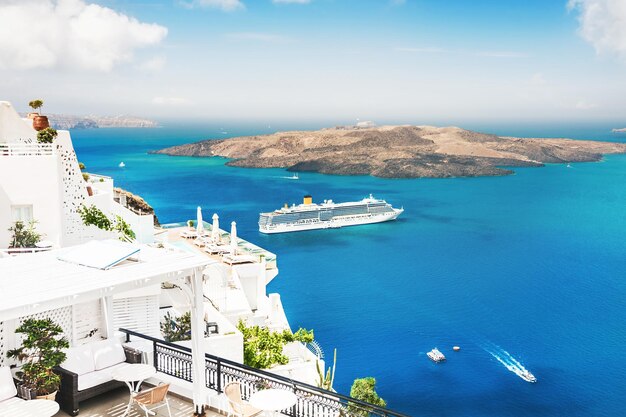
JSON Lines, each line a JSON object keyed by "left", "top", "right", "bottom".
{"left": 303, "top": 195, "right": 313, "bottom": 205}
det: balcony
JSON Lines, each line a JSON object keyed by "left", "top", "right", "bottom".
{"left": 0, "top": 143, "right": 55, "bottom": 156}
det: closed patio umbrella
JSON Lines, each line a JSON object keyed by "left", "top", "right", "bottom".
{"left": 196, "top": 206, "right": 204, "bottom": 237}
{"left": 230, "top": 221, "right": 238, "bottom": 255}
{"left": 212, "top": 213, "right": 220, "bottom": 242}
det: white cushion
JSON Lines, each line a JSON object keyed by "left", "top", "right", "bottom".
{"left": 0, "top": 367, "right": 17, "bottom": 402}
{"left": 61, "top": 344, "right": 96, "bottom": 376}
{"left": 91, "top": 339, "right": 126, "bottom": 371}
{"left": 77, "top": 362, "right": 129, "bottom": 391}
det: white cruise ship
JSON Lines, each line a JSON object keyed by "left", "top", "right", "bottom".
{"left": 259, "top": 194, "right": 403, "bottom": 234}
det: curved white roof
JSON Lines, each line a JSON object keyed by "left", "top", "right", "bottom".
{"left": 0, "top": 240, "right": 214, "bottom": 321}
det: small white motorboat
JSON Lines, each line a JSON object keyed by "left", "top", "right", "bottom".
{"left": 119, "top": 161, "right": 126, "bottom": 168}
{"left": 519, "top": 369, "right": 537, "bottom": 383}
{"left": 427, "top": 348, "right": 446, "bottom": 363}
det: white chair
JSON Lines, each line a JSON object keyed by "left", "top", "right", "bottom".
{"left": 132, "top": 383, "right": 172, "bottom": 417}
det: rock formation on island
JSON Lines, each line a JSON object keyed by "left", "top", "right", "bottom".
{"left": 115, "top": 188, "right": 160, "bottom": 226}
{"left": 153, "top": 125, "right": 626, "bottom": 178}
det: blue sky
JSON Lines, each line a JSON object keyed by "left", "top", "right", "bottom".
{"left": 0, "top": 0, "right": 624, "bottom": 123}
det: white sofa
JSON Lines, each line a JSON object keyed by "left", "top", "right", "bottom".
{"left": 0, "top": 366, "right": 23, "bottom": 407}
{"left": 56, "top": 338, "right": 141, "bottom": 416}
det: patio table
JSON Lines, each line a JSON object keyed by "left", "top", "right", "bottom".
{"left": 248, "top": 388, "right": 298, "bottom": 417}
{"left": 111, "top": 363, "right": 156, "bottom": 417}
{"left": 0, "top": 399, "right": 60, "bottom": 417}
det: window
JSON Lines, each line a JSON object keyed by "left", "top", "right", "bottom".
{"left": 11, "top": 205, "right": 33, "bottom": 223}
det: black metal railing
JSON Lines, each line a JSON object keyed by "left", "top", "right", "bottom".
{"left": 120, "top": 328, "right": 412, "bottom": 417}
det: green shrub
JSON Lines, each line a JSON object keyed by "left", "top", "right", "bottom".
{"left": 78, "top": 205, "right": 136, "bottom": 242}
{"left": 82, "top": 172, "right": 90, "bottom": 182}
{"left": 237, "top": 320, "right": 314, "bottom": 369}
{"left": 37, "top": 127, "right": 57, "bottom": 144}
{"left": 78, "top": 162, "right": 86, "bottom": 170}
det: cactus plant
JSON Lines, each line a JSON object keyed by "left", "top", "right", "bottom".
{"left": 316, "top": 348, "right": 336, "bottom": 391}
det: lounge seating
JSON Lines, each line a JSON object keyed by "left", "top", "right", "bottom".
{"left": 0, "top": 366, "right": 23, "bottom": 407}
{"left": 224, "top": 382, "right": 262, "bottom": 417}
{"left": 179, "top": 230, "right": 196, "bottom": 239}
{"left": 132, "top": 383, "right": 172, "bottom": 417}
{"left": 222, "top": 254, "right": 256, "bottom": 265}
{"left": 55, "top": 338, "right": 142, "bottom": 416}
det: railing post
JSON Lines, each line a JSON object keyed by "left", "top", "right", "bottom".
{"left": 217, "top": 359, "right": 222, "bottom": 393}
{"left": 153, "top": 340, "right": 158, "bottom": 370}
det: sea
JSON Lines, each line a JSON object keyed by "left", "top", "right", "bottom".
{"left": 71, "top": 122, "right": 626, "bottom": 417}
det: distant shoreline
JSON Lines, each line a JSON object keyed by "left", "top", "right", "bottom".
{"left": 612, "top": 128, "right": 626, "bottom": 133}
{"left": 20, "top": 113, "right": 158, "bottom": 129}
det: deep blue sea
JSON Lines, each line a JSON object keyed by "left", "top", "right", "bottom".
{"left": 71, "top": 122, "right": 626, "bottom": 417}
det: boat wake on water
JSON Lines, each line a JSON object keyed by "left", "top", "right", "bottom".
{"left": 483, "top": 343, "right": 537, "bottom": 383}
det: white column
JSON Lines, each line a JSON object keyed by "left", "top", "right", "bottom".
{"left": 101, "top": 296, "right": 115, "bottom": 338}
{"left": 190, "top": 267, "right": 208, "bottom": 415}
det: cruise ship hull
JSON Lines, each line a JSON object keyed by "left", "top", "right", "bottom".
{"left": 259, "top": 208, "right": 403, "bottom": 234}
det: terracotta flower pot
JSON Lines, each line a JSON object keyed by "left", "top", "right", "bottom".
{"left": 27, "top": 112, "right": 38, "bottom": 119}
{"left": 32, "top": 115, "right": 50, "bottom": 131}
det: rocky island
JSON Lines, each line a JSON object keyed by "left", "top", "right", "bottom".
{"left": 153, "top": 125, "right": 626, "bottom": 178}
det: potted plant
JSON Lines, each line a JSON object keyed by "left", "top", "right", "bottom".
{"left": 37, "top": 127, "right": 57, "bottom": 144}
{"left": 7, "top": 318, "right": 69, "bottom": 400}
{"left": 8, "top": 220, "right": 42, "bottom": 250}
{"left": 28, "top": 99, "right": 50, "bottom": 131}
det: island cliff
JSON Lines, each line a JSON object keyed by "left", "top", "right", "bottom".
{"left": 153, "top": 125, "right": 626, "bottom": 178}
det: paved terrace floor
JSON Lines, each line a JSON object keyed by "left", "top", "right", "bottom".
{"left": 56, "top": 387, "right": 223, "bottom": 417}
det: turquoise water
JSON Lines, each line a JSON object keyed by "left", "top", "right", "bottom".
{"left": 72, "top": 123, "right": 626, "bottom": 417}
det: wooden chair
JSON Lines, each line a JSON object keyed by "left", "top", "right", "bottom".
{"left": 224, "top": 382, "right": 262, "bottom": 417}
{"left": 133, "top": 383, "right": 172, "bottom": 417}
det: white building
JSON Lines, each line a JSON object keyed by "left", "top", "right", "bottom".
{"left": 0, "top": 99, "right": 323, "bottom": 392}
{"left": 0, "top": 101, "right": 154, "bottom": 252}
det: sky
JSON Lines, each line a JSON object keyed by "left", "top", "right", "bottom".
{"left": 0, "top": 0, "right": 625, "bottom": 124}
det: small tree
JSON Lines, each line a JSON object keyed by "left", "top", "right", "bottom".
{"left": 349, "top": 377, "right": 387, "bottom": 417}
{"left": 37, "top": 127, "right": 57, "bottom": 144}
{"left": 7, "top": 318, "right": 69, "bottom": 395}
{"left": 78, "top": 162, "right": 86, "bottom": 170}
{"left": 28, "top": 99, "right": 44, "bottom": 114}
{"left": 8, "top": 220, "right": 42, "bottom": 248}
{"left": 160, "top": 311, "right": 191, "bottom": 342}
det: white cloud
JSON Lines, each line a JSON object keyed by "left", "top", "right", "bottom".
{"left": 225, "top": 32, "right": 292, "bottom": 43}
{"left": 152, "top": 97, "right": 191, "bottom": 106}
{"left": 575, "top": 100, "right": 598, "bottom": 109}
{"left": 0, "top": 0, "right": 167, "bottom": 72}
{"left": 273, "top": 0, "right": 311, "bottom": 3}
{"left": 181, "top": 0, "right": 245, "bottom": 11}
{"left": 568, "top": 0, "right": 626, "bottom": 57}
{"left": 137, "top": 56, "right": 167, "bottom": 72}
